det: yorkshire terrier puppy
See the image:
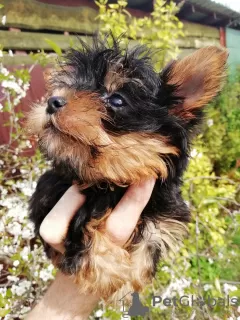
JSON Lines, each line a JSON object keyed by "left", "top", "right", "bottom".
{"left": 28, "top": 37, "right": 227, "bottom": 301}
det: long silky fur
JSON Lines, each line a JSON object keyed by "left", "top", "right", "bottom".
{"left": 28, "top": 35, "right": 228, "bottom": 302}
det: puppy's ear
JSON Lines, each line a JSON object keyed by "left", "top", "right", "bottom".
{"left": 161, "top": 47, "right": 228, "bottom": 123}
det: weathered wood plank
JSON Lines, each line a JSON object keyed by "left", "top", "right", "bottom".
{"left": 0, "top": 31, "right": 92, "bottom": 51}
{"left": 0, "top": 28, "right": 220, "bottom": 52}
{"left": 1, "top": 0, "right": 98, "bottom": 33}
{"left": 2, "top": 55, "right": 37, "bottom": 66}
{"left": 178, "top": 48, "right": 197, "bottom": 58}
{"left": 183, "top": 20, "right": 220, "bottom": 39}
{"left": 177, "top": 37, "right": 221, "bottom": 49}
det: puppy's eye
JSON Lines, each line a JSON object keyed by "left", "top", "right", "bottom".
{"left": 108, "top": 94, "right": 125, "bottom": 108}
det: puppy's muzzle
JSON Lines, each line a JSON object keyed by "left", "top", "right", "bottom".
{"left": 46, "top": 96, "right": 67, "bottom": 115}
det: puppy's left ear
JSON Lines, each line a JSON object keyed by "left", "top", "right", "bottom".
{"left": 161, "top": 46, "right": 228, "bottom": 124}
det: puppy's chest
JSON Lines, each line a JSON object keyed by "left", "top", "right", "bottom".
{"left": 82, "top": 184, "right": 126, "bottom": 219}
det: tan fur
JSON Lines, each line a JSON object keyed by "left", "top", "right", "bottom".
{"left": 105, "top": 69, "right": 126, "bottom": 93}
{"left": 73, "top": 216, "right": 188, "bottom": 303}
{"left": 104, "top": 59, "right": 144, "bottom": 93}
{"left": 26, "top": 92, "right": 178, "bottom": 185}
{"left": 87, "top": 133, "right": 178, "bottom": 184}
{"left": 43, "top": 65, "right": 75, "bottom": 92}
{"left": 168, "top": 46, "right": 228, "bottom": 119}
{"left": 75, "top": 230, "right": 132, "bottom": 299}
{"left": 74, "top": 212, "right": 132, "bottom": 299}
{"left": 104, "top": 57, "right": 129, "bottom": 93}
{"left": 43, "top": 68, "right": 53, "bottom": 91}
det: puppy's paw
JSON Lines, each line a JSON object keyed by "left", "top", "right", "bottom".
{"left": 55, "top": 214, "right": 133, "bottom": 300}
{"left": 74, "top": 229, "right": 132, "bottom": 300}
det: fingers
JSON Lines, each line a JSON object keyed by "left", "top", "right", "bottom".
{"left": 105, "top": 177, "right": 156, "bottom": 246}
{"left": 39, "top": 185, "right": 86, "bottom": 253}
{"left": 40, "top": 178, "right": 155, "bottom": 254}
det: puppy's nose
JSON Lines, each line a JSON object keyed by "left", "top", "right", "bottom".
{"left": 46, "top": 96, "right": 66, "bottom": 114}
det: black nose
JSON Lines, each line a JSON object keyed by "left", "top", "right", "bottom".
{"left": 46, "top": 96, "right": 66, "bottom": 114}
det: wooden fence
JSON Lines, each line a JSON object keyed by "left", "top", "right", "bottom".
{"left": 1, "top": 0, "right": 221, "bottom": 66}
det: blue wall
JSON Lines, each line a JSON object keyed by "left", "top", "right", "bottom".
{"left": 226, "top": 27, "right": 240, "bottom": 77}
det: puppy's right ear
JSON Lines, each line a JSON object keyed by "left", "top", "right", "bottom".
{"left": 160, "top": 47, "right": 228, "bottom": 126}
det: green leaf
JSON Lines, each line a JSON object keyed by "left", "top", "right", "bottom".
{"left": 0, "top": 309, "right": 10, "bottom": 317}
{"left": 44, "top": 38, "right": 62, "bottom": 55}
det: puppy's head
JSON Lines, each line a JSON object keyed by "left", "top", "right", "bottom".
{"left": 27, "top": 38, "right": 228, "bottom": 185}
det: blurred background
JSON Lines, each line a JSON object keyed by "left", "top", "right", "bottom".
{"left": 0, "top": 1, "right": 240, "bottom": 319}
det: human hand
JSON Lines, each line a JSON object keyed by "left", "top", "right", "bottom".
{"left": 39, "top": 178, "right": 155, "bottom": 253}
{"left": 27, "top": 178, "right": 155, "bottom": 320}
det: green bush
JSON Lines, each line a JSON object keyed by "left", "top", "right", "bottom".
{"left": 202, "top": 77, "right": 240, "bottom": 174}
{"left": 96, "top": 0, "right": 184, "bottom": 68}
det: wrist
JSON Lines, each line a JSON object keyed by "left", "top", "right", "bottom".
{"left": 27, "top": 272, "right": 100, "bottom": 320}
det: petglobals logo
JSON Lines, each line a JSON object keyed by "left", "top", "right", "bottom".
{"left": 119, "top": 292, "right": 240, "bottom": 318}
{"left": 152, "top": 295, "right": 240, "bottom": 308}
{"left": 152, "top": 295, "right": 240, "bottom": 309}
